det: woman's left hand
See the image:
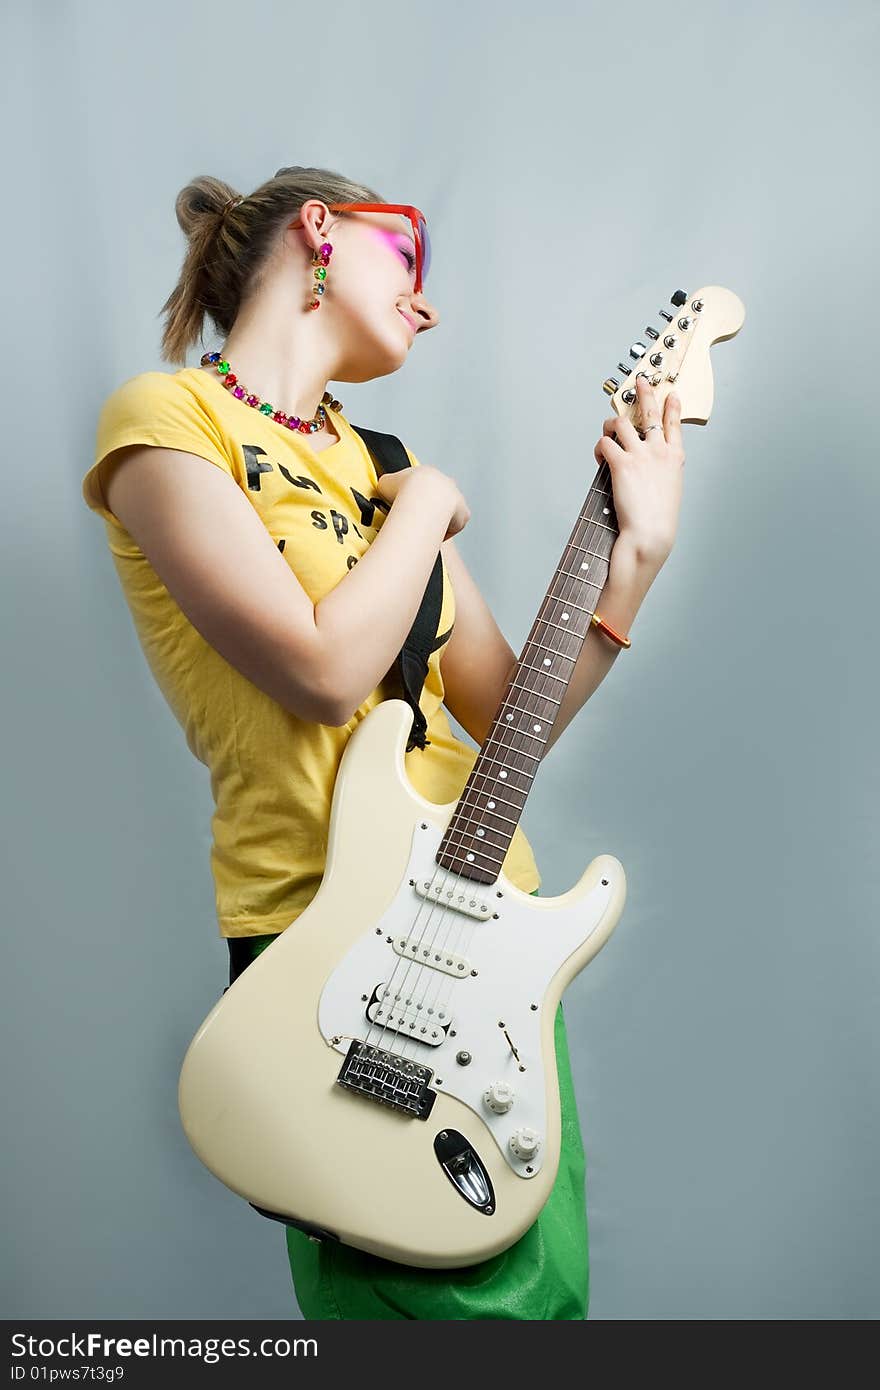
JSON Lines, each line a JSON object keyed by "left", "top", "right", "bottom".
{"left": 593, "top": 374, "right": 686, "bottom": 568}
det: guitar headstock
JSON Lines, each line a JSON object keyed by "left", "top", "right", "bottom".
{"left": 602, "top": 286, "right": 746, "bottom": 429}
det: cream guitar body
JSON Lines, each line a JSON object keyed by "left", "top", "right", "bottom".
{"left": 179, "top": 698, "right": 626, "bottom": 1268}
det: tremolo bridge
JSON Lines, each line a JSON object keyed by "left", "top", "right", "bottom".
{"left": 336, "top": 1039, "right": 436, "bottom": 1119}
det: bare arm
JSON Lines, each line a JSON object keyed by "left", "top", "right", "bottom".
{"left": 438, "top": 536, "right": 517, "bottom": 746}
{"left": 440, "top": 535, "right": 663, "bottom": 755}
{"left": 541, "top": 539, "right": 661, "bottom": 756}
{"left": 101, "top": 444, "right": 457, "bottom": 726}
{"left": 315, "top": 474, "right": 456, "bottom": 720}
{"left": 442, "top": 376, "right": 684, "bottom": 752}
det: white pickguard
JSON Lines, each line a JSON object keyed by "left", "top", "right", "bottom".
{"left": 318, "top": 819, "right": 619, "bottom": 1177}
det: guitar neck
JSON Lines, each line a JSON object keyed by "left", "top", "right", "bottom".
{"left": 435, "top": 460, "right": 620, "bottom": 885}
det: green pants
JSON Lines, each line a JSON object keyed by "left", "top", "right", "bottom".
{"left": 229, "top": 886, "right": 590, "bottom": 1319}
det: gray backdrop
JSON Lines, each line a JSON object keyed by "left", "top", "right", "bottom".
{"left": 3, "top": 0, "right": 877, "bottom": 1320}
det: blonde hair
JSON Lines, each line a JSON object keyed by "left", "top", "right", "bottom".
{"left": 159, "top": 164, "right": 386, "bottom": 365}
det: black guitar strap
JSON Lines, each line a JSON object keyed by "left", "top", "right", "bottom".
{"left": 350, "top": 425, "right": 446, "bottom": 753}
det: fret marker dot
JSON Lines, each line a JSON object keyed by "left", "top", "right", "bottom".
{"left": 476, "top": 828, "right": 485, "bottom": 837}
{"left": 562, "top": 612, "right": 570, "bottom": 621}
{"left": 466, "top": 853, "right": 475, "bottom": 861}
{"left": 533, "top": 723, "right": 542, "bottom": 733}
{"left": 543, "top": 658, "right": 551, "bottom": 667}
{"left": 603, "top": 506, "right": 610, "bottom": 514}
{"left": 488, "top": 800, "right": 495, "bottom": 809}
{"left": 505, "top": 712, "right": 513, "bottom": 720}
{"left": 581, "top": 562, "right": 589, "bottom": 570}
{"left": 499, "top": 770, "right": 508, "bottom": 779}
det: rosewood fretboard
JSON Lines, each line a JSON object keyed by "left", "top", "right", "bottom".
{"left": 435, "top": 459, "right": 619, "bottom": 886}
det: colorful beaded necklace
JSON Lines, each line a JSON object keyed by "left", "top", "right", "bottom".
{"left": 199, "top": 351, "right": 343, "bottom": 436}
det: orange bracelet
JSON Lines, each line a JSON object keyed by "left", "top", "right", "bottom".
{"left": 590, "top": 610, "right": 632, "bottom": 649}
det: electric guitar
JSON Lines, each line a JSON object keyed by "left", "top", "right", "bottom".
{"left": 178, "top": 285, "right": 746, "bottom": 1268}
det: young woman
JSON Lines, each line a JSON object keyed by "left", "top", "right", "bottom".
{"left": 81, "top": 164, "right": 684, "bottom": 1320}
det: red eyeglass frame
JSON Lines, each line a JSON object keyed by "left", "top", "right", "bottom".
{"left": 326, "top": 203, "right": 430, "bottom": 295}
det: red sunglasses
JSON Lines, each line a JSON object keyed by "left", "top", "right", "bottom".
{"left": 326, "top": 203, "right": 431, "bottom": 295}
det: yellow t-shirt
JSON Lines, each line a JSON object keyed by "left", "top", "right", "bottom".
{"left": 82, "top": 367, "right": 541, "bottom": 936}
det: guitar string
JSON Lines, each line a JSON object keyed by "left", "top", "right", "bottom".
{"left": 359, "top": 455, "right": 620, "bottom": 1068}
{"left": 356, "top": 447, "right": 460, "bottom": 1059}
{"left": 361, "top": 873, "right": 465, "bottom": 1058}
{"left": 363, "top": 400, "right": 649, "bottom": 1073}
{"left": 359, "top": 453, "right": 621, "bottom": 1063}
{"left": 359, "top": 456, "right": 619, "bottom": 1070}
{"left": 398, "top": 458, "right": 620, "bottom": 1047}
{"left": 435, "top": 457, "right": 617, "bottom": 876}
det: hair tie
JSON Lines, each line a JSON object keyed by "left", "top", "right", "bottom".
{"left": 221, "top": 196, "right": 244, "bottom": 218}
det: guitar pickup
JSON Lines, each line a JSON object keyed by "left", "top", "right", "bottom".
{"left": 413, "top": 877, "right": 494, "bottom": 921}
{"left": 392, "top": 934, "right": 472, "bottom": 978}
{"left": 366, "top": 983, "right": 452, "bottom": 1047}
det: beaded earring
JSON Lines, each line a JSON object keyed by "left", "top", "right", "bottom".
{"left": 308, "top": 242, "right": 333, "bottom": 310}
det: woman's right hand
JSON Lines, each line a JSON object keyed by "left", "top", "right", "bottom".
{"left": 375, "top": 465, "right": 471, "bottom": 541}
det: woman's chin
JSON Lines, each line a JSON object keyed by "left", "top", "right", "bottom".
{"left": 337, "top": 321, "right": 411, "bottom": 381}
{"left": 367, "top": 333, "right": 412, "bottom": 378}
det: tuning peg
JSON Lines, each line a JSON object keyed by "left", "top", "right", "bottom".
{"left": 603, "top": 291, "right": 691, "bottom": 398}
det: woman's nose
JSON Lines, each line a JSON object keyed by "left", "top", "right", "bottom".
{"left": 411, "top": 294, "right": 440, "bottom": 331}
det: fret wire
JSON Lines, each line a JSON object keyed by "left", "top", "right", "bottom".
{"left": 584, "top": 499, "right": 614, "bottom": 520}
{"left": 484, "top": 638, "right": 590, "bottom": 752}
{"left": 440, "top": 840, "right": 504, "bottom": 872}
{"left": 519, "top": 641, "right": 583, "bottom": 666}
{"left": 585, "top": 491, "right": 613, "bottom": 509}
{"left": 517, "top": 659, "right": 575, "bottom": 681}
{"left": 536, "top": 594, "right": 597, "bottom": 618}
{"left": 478, "top": 724, "right": 550, "bottom": 760}
{"left": 449, "top": 797, "right": 522, "bottom": 831}
{"left": 443, "top": 680, "right": 583, "bottom": 863}
{"left": 499, "top": 725, "right": 546, "bottom": 746}
{"left": 469, "top": 742, "right": 542, "bottom": 768}
{"left": 527, "top": 616, "right": 589, "bottom": 639}
{"left": 440, "top": 753, "right": 562, "bottom": 869}
{"left": 441, "top": 744, "right": 540, "bottom": 846}
{"left": 440, "top": 817, "right": 521, "bottom": 853}
{"left": 481, "top": 710, "right": 553, "bottom": 748}
{"left": 569, "top": 540, "right": 611, "bottom": 560}
{"left": 458, "top": 755, "right": 533, "bottom": 791}
{"left": 440, "top": 461, "right": 621, "bottom": 875}
{"left": 514, "top": 648, "right": 586, "bottom": 697}
{"left": 440, "top": 763, "right": 531, "bottom": 846}
{"left": 443, "top": 638, "right": 585, "bottom": 857}
{"left": 434, "top": 792, "right": 524, "bottom": 866}
{"left": 524, "top": 488, "right": 616, "bottom": 660}
{"left": 576, "top": 486, "right": 614, "bottom": 515}
{"left": 453, "top": 740, "right": 541, "bottom": 829}
{"left": 555, "top": 568, "right": 604, "bottom": 588}
{"left": 501, "top": 691, "right": 562, "bottom": 714}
